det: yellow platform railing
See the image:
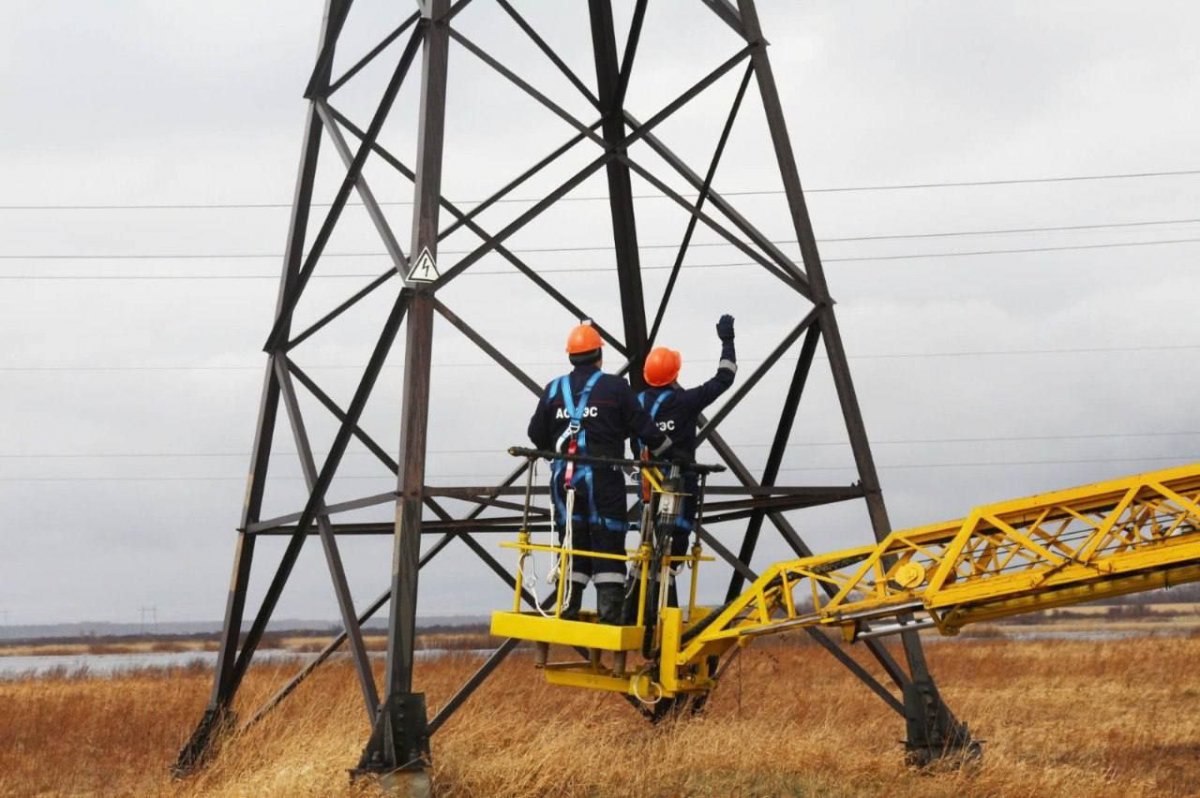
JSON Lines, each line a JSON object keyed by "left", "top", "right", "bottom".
{"left": 499, "top": 533, "right": 713, "bottom": 629}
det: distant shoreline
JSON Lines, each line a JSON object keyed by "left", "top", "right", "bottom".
{"left": 0, "top": 623, "right": 492, "bottom": 658}
{"left": 4, "top": 602, "right": 1200, "bottom": 658}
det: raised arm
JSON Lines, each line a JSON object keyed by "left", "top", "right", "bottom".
{"left": 682, "top": 314, "right": 737, "bottom": 410}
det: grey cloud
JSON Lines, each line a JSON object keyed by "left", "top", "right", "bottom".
{"left": 1, "top": 0, "right": 1198, "bottom": 626}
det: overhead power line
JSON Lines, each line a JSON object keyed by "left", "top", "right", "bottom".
{"left": 3, "top": 430, "right": 1197, "bottom": 460}
{"left": 1, "top": 454, "right": 1195, "bottom": 483}
{"left": 819, "top": 217, "right": 1200, "bottom": 244}
{"left": 1, "top": 343, "right": 1197, "bottom": 373}
{"left": 784, "top": 454, "right": 1200, "bottom": 472}
{"left": 550, "top": 216, "right": 1200, "bottom": 249}
{"left": 1, "top": 236, "right": 1198, "bottom": 280}
{"left": 823, "top": 237, "right": 1200, "bottom": 263}
{"left": 3, "top": 217, "right": 1199, "bottom": 262}
{"left": 786, "top": 454, "right": 1200, "bottom": 472}
{"left": 1, "top": 168, "right": 1197, "bottom": 211}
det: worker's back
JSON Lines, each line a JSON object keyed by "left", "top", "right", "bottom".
{"left": 528, "top": 363, "right": 662, "bottom": 459}
{"left": 525, "top": 321, "right": 670, "bottom": 625}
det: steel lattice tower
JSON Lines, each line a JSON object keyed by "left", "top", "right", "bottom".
{"left": 176, "top": 0, "right": 975, "bottom": 779}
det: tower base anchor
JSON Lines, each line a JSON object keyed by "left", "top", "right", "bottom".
{"left": 353, "top": 692, "right": 432, "bottom": 788}
{"left": 172, "top": 705, "right": 235, "bottom": 777}
{"left": 903, "top": 676, "right": 982, "bottom": 768}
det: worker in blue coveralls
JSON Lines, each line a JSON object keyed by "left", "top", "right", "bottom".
{"left": 527, "top": 320, "right": 672, "bottom": 624}
{"left": 632, "top": 314, "right": 737, "bottom": 600}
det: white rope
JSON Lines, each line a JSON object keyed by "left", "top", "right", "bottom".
{"left": 559, "top": 485, "right": 576, "bottom": 613}
{"left": 524, "top": 459, "right": 556, "bottom": 619}
{"left": 527, "top": 461, "right": 577, "bottom": 619}
{"left": 631, "top": 664, "right": 663, "bottom": 706}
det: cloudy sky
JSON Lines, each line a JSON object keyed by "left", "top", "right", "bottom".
{"left": 1, "top": 1, "right": 1198, "bottom": 629}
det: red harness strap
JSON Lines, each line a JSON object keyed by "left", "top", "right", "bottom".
{"left": 563, "top": 438, "right": 579, "bottom": 484}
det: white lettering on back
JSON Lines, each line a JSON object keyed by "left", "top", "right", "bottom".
{"left": 555, "top": 406, "right": 599, "bottom": 420}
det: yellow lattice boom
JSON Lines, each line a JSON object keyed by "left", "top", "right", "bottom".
{"left": 684, "top": 462, "right": 1200, "bottom": 658}
{"left": 493, "top": 463, "right": 1200, "bottom": 699}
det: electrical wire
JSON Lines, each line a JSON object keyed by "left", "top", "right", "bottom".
{"left": 2, "top": 168, "right": 1196, "bottom": 481}
{"left": 5, "top": 217, "right": 1200, "bottom": 260}
{"left": 2, "top": 236, "right": 1196, "bottom": 279}
{"left": 3, "top": 230, "right": 1199, "bottom": 263}
{"left": 1, "top": 454, "right": 1194, "bottom": 483}
{"left": 2, "top": 343, "right": 1197, "bottom": 373}
{"left": 776, "top": 454, "right": 1199, "bottom": 472}
{"left": 1, "top": 168, "right": 1197, "bottom": 210}
{"left": 2, "top": 430, "right": 1198, "bottom": 460}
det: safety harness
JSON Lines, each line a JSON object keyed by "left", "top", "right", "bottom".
{"left": 553, "top": 370, "right": 603, "bottom": 482}
{"left": 635, "top": 389, "right": 673, "bottom": 456}
{"left": 547, "top": 371, "right": 604, "bottom": 597}
{"left": 549, "top": 371, "right": 630, "bottom": 535}
{"left": 636, "top": 389, "right": 695, "bottom": 534}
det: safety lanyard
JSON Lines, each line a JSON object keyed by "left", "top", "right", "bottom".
{"left": 556, "top": 370, "right": 602, "bottom": 483}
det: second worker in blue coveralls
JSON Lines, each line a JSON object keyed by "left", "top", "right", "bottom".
{"left": 633, "top": 313, "right": 737, "bottom": 600}
{"left": 527, "top": 321, "right": 672, "bottom": 624}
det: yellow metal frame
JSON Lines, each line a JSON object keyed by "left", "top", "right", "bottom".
{"left": 493, "top": 463, "right": 1200, "bottom": 703}
{"left": 677, "top": 463, "right": 1200, "bottom": 661}
{"left": 491, "top": 611, "right": 645, "bottom": 651}
{"left": 490, "top": 510, "right": 714, "bottom": 699}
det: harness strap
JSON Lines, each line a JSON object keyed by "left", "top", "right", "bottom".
{"left": 634, "top": 389, "right": 673, "bottom": 456}
{"left": 649, "top": 389, "right": 673, "bottom": 420}
{"left": 556, "top": 370, "right": 603, "bottom": 482}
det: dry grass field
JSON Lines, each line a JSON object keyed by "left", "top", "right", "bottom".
{"left": 3, "top": 636, "right": 1200, "bottom": 797}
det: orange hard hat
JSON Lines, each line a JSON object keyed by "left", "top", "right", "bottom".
{"left": 566, "top": 321, "right": 603, "bottom": 355}
{"left": 643, "top": 347, "right": 681, "bottom": 387}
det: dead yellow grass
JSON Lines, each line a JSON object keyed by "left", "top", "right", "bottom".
{"left": 2, "top": 638, "right": 1200, "bottom": 797}
{"left": 0, "top": 640, "right": 218, "bottom": 658}
{"left": 963, "top": 618, "right": 1200, "bottom": 636}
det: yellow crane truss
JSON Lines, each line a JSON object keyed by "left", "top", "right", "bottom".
{"left": 492, "top": 463, "right": 1200, "bottom": 701}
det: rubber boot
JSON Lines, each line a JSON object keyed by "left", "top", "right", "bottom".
{"left": 596, "top": 584, "right": 625, "bottom": 625}
{"left": 560, "top": 584, "right": 584, "bottom": 621}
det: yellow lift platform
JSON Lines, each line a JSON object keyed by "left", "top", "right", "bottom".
{"left": 492, "top": 457, "right": 1200, "bottom": 706}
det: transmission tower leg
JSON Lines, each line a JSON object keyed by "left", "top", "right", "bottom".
{"left": 173, "top": 0, "right": 344, "bottom": 776}
{"left": 355, "top": 0, "right": 449, "bottom": 784}
{"left": 901, "top": 642, "right": 979, "bottom": 767}
{"left": 734, "top": 0, "right": 977, "bottom": 761}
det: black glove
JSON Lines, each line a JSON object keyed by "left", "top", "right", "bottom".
{"left": 716, "top": 314, "right": 735, "bottom": 342}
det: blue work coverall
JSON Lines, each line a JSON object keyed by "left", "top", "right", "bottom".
{"left": 633, "top": 336, "right": 737, "bottom": 559}
{"left": 527, "top": 364, "right": 668, "bottom": 587}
